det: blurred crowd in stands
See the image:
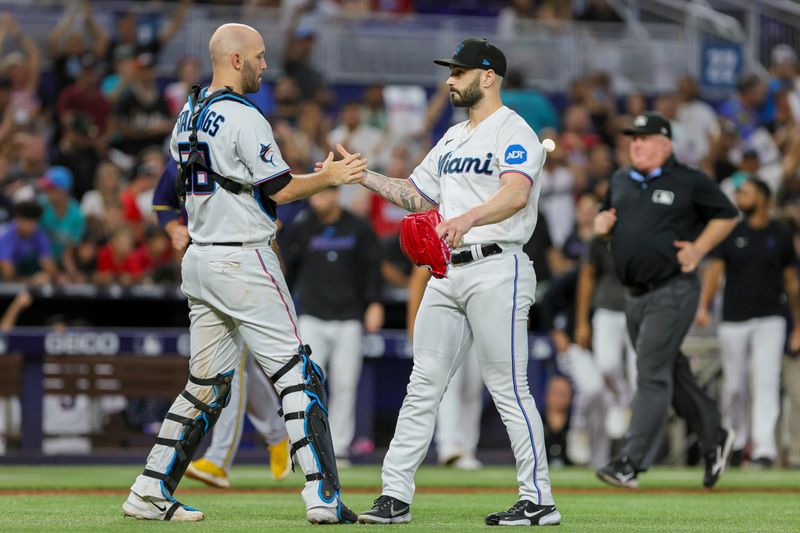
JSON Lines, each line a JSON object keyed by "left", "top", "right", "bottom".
{"left": 1, "top": 0, "right": 799, "bottom": 469}
{"left": 0, "top": 0, "right": 632, "bottom": 289}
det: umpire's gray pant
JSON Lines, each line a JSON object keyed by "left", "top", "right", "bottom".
{"left": 620, "top": 273, "right": 721, "bottom": 471}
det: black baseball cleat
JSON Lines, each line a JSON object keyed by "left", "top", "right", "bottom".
{"left": 357, "top": 495, "right": 411, "bottom": 524}
{"left": 730, "top": 449, "right": 745, "bottom": 468}
{"left": 596, "top": 456, "right": 639, "bottom": 488}
{"left": 340, "top": 502, "right": 358, "bottom": 524}
{"left": 704, "top": 428, "right": 735, "bottom": 488}
{"left": 485, "top": 499, "right": 561, "bottom": 526}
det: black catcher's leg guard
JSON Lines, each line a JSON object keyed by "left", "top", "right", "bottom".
{"left": 142, "top": 370, "right": 234, "bottom": 495}
{"left": 273, "top": 345, "right": 344, "bottom": 503}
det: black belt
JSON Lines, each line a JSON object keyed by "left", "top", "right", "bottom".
{"left": 193, "top": 239, "right": 273, "bottom": 247}
{"left": 451, "top": 243, "right": 502, "bottom": 266}
{"left": 626, "top": 274, "right": 677, "bottom": 296}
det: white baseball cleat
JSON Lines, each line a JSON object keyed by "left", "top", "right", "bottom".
{"left": 453, "top": 454, "right": 483, "bottom": 471}
{"left": 122, "top": 490, "right": 204, "bottom": 522}
{"left": 307, "top": 501, "right": 358, "bottom": 524}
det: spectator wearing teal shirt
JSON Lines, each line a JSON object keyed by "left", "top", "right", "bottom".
{"left": 38, "top": 166, "right": 85, "bottom": 266}
{"left": 501, "top": 70, "right": 560, "bottom": 133}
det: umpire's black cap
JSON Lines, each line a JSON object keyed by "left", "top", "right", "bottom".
{"left": 622, "top": 112, "right": 672, "bottom": 139}
{"left": 434, "top": 38, "right": 507, "bottom": 77}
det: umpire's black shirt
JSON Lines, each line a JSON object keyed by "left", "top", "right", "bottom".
{"left": 604, "top": 155, "right": 737, "bottom": 287}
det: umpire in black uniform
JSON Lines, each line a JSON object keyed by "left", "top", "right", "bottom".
{"left": 594, "top": 112, "right": 738, "bottom": 489}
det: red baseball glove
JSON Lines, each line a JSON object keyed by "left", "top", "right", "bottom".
{"left": 399, "top": 209, "right": 451, "bottom": 279}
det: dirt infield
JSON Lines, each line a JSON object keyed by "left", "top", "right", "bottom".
{"left": 2, "top": 486, "right": 798, "bottom": 497}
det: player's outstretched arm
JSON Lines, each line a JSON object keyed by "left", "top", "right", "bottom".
{"left": 271, "top": 149, "right": 367, "bottom": 204}
{"left": 333, "top": 145, "right": 435, "bottom": 213}
{"left": 362, "top": 170, "right": 435, "bottom": 213}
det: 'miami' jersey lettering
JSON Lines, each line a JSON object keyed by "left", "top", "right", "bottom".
{"left": 437, "top": 151, "right": 494, "bottom": 176}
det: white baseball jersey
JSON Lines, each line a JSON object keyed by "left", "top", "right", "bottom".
{"left": 170, "top": 90, "right": 290, "bottom": 244}
{"left": 408, "top": 106, "right": 546, "bottom": 246}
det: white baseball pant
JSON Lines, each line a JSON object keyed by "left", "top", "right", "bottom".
{"left": 783, "top": 354, "right": 800, "bottom": 466}
{"left": 435, "top": 347, "right": 483, "bottom": 463}
{"left": 718, "top": 316, "right": 785, "bottom": 460}
{"left": 556, "top": 344, "right": 610, "bottom": 467}
{"left": 131, "top": 245, "right": 342, "bottom": 511}
{"left": 381, "top": 250, "right": 554, "bottom": 505}
{"left": 591, "top": 308, "right": 637, "bottom": 407}
{"left": 297, "top": 315, "right": 363, "bottom": 459}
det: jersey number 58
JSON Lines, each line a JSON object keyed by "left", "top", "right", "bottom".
{"left": 178, "top": 142, "right": 216, "bottom": 196}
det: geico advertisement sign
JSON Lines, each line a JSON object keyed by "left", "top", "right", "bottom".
{"left": 44, "top": 332, "right": 120, "bottom": 355}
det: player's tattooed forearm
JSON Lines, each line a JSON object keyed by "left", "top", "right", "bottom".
{"left": 363, "top": 171, "right": 435, "bottom": 212}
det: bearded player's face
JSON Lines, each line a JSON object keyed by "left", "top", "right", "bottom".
{"left": 447, "top": 67, "right": 484, "bottom": 109}
{"left": 242, "top": 44, "right": 267, "bottom": 94}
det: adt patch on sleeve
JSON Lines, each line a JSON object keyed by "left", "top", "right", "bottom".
{"left": 505, "top": 144, "right": 527, "bottom": 164}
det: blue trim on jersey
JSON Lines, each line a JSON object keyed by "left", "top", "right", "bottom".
{"left": 499, "top": 169, "right": 534, "bottom": 184}
{"left": 254, "top": 168, "right": 291, "bottom": 186}
{"left": 197, "top": 94, "right": 257, "bottom": 130}
{"left": 510, "top": 255, "right": 542, "bottom": 503}
{"left": 407, "top": 176, "right": 439, "bottom": 206}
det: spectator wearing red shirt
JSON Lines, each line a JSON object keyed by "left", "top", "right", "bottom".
{"left": 94, "top": 225, "right": 143, "bottom": 285}
{"left": 559, "top": 104, "right": 601, "bottom": 162}
{"left": 368, "top": 146, "right": 412, "bottom": 238}
{"left": 133, "top": 224, "right": 176, "bottom": 283}
{"left": 120, "top": 149, "right": 161, "bottom": 233}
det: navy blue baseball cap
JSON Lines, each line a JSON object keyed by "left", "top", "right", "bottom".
{"left": 434, "top": 38, "right": 507, "bottom": 77}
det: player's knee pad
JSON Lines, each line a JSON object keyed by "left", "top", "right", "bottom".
{"left": 142, "top": 370, "right": 234, "bottom": 495}
{"left": 271, "top": 345, "right": 341, "bottom": 503}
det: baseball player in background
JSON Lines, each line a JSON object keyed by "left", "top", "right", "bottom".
{"left": 350, "top": 38, "right": 561, "bottom": 526}
{"left": 407, "top": 265, "right": 484, "bottom": 470}
{"left": 283, "top": 185, "right": 385, "bottom": 467}
{"left": 696, "top": 177, "right": 800, "bottom": 467}
{"left": 122, "top": 23, "right": 367, "bottom": 523}
{"left": 574, "top": 236, "right": 637, "bottom": 440}
{"left": 153, "top": 158, "right": 292, "bottom": 489}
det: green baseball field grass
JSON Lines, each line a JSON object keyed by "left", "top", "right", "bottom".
{"left": 0, "top": 464, "right": 797, "bottom": 531}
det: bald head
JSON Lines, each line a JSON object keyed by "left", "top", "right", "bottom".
{"left": 209, "top": 23, "right": 261, "bottom": 65}
{"left": 208, "top": 23, "right": 267, "bottom": 94}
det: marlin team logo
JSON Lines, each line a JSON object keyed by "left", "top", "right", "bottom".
{"left": 454, "top": 42, "right": 465, "bottom": 56}
{"left": 259, "top": 143, "right": 276, "bottom": 165}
